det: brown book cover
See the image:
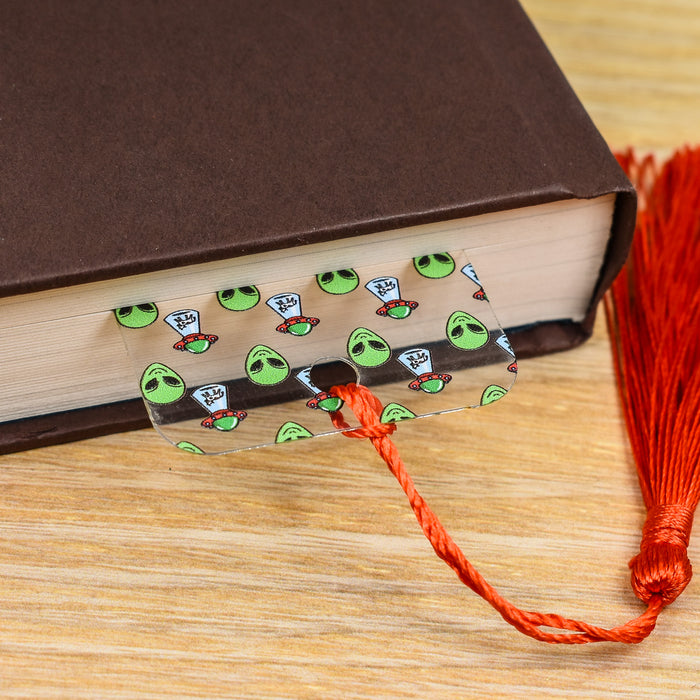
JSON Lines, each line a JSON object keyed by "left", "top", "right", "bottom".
{"left": 0, "top": 0, "right": 635, "bottom": 453}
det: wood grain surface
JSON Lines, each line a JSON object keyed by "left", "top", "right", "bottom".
{"left": 2, "top": 1, "right": 700, "bottom": 697}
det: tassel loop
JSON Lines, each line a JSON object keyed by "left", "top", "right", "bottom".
{"left": 327, "top": 380, "right": 668, "bottom": 643}
{"left": 630, "top": 504, "right": 694, "bottom": 605}
{"left": 329, "top": 383, "right": 397, "bottom": 440}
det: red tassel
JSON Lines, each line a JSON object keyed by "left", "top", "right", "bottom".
{"left": 606, "top": 147, "right": 700, "bottom": 608}
{"left": 330, "top": 146, "right": 700, "bottom": 643}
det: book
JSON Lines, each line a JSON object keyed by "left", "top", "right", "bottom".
{"left": 0, "top": 0, "right": 635, "bottom": 454}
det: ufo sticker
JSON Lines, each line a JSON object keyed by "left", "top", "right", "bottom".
{"left": 397, "top": 348, "right": 452, "bottom": 394}
{"left": 460, "top": 263, "right": 488, "bottom": 301}
{"left": 266, "top": 293, "right": 320, "bottom": 336}
{"left": 164, "top": 309, "right": 218, "bottom": 354}
{"left": 496, "top": 333, "right": 518, "bottom": 374}
{"left": 365, "top": 276, "right": 418, "bottom": 319}
{"left": 296, "top": 367, "right": 344, "bottom": 412}
{"left": 191, "top": 384, "right": 247, "bottom": 431}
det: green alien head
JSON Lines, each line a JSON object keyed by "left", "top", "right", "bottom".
{"left": 217, "top": 285, "right": 261, "bottom": 311}
{"left": 316, "top": 269, "right": 360, "bottom": 295}
{"left": 347, "top": 328, "right": 391, "bottom": 367}
{"left": 446, "top": 311, "right": 490, "bottom": 350}
{"left": 140, "top": 362, "right": 186, "bottom": 404}
{"left": 413, "top": 252, "right": 455, "bottom": 279}
{"left": 245, "top": 345, "right": 290, "bottom": 385}
{"left": 114, "top": 303, "right": 159, "bottom": 329}
{"left": 380, "top": 403, "right": 416, "bottom": 423}
{"left": 175, "top": 440, "right": 205, "bottom": 454}
{"left": 275, "top": 421, "right": 314, "bottom": 443}
{"left": 481, "top": 384, "right": 508, "bottom": 406}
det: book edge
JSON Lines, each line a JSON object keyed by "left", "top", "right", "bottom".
{"left": 0, "top": 316, "right": 599, "bottom": 455}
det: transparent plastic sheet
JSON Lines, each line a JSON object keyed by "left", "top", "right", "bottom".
{"left": 115, "top": 251, "right": 516, "bottom": 454}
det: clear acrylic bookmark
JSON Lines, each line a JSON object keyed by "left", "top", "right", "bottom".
{"left": 115, "top": 250, "right": 516, "bottom": 454}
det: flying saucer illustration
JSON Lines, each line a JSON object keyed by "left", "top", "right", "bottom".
{"left": 191, "top": 384, "right": 247, "bottom": 431}
{"left": 460, "top": 263, "right": 488, "bottom": 301}
{"left": 266, "top": 293, "right": 320, "bottom": 336}
{"left": 396, "top": 348, "right": 452, "bottom": 394}
{"left": 365, "top": 276, "right": 418, "bottom": 319}
{"left": 295, "top": 367, "right": 344, "bottom": 412}
{"left": 164, "top": 309, "right": 218, "bottom": 354}
{"left": 496, "top": 333, "right": 518, "bottom": 373}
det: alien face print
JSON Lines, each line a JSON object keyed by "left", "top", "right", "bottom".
{"left": 446, "top": 311, "right": 489, "bottom": 351}
{"left": 380, "top": 402, "right": 416, "bottom": 423}
{"left": 413, "top": 252, "right": 455, "bottom": 279}
{"left": 275, "top": 421, "right": 314, "bottom": 443}
{"left": 245, "top": 345, "right": 290, "bottom": 386}
{"left": 140, "top": 363, "right": 186, "bottom": 404}
{"left": 316, "top": 269, "right": 360, "bottom": 295}
{"left": 217, "top": 285, "right": 261, "bottom": 311}
{"left": 114, "top": 303, "right": 159, "bottom": 328}
{"left": 347, "top": 328, "right": 392, "bottom": 367}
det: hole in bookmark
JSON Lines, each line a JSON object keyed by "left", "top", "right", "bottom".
{"left": 308, "top": 357, "right": 359, "bottom": 394}
{"left": 115, "top": 250, "right": 517, "bottom": 454}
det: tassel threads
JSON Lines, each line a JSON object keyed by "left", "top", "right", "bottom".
{"left": 608, "top": 147, "right": 700, "bottom": 612}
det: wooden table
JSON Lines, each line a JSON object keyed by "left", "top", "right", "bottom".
{"left": 2, "top": 1, "right": 699, "bottom": 696}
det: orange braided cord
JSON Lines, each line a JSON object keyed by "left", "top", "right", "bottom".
{"left": 330, "top": 382, "right": 664, "bottom": 644}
